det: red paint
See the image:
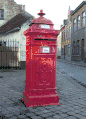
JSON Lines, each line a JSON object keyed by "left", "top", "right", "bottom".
{"left": 22, "top": 10, "right": 61, "bottom": 107}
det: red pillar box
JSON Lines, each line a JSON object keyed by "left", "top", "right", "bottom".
{"left": 22, "top": 10, "right": 61, "bottom": 107}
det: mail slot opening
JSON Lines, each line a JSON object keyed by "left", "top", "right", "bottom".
{"left": 34, "top": 39, "right": 55, "bottom": 41}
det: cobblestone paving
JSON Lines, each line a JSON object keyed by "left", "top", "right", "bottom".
{"left": 57, "top": 59, "right": 86, "bottom": 86}
{"left": 0, "top": 61, "right": 86, "bottom": 119}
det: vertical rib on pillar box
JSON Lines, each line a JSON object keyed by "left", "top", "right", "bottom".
{"left": 22, "top": 9, "right": 61, "bottom": 107}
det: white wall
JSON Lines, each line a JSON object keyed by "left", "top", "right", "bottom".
{"left": 19, "top": 19, "right": 30, "bottom": 61}
{"left": 0, "top": 31, "right": 20, "bottom": 63}
{"left": 0, "top": 19, "right": 30, "bottom": 62}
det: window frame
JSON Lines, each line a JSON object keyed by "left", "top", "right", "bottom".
{"left": 73, "top": 18, "right": 76, "bottom": 32}
{"left": 82, "top": 11, "right": 85, "bottom": 27}
{"left": 0, "top": 9, "right": 4, "bottom": 20}
{"left": 77, "top": 15, "right": 80, "bottom": 30}
{"left": 69, "top": 27, "right": 71, "bottom": 38}
{"left": 61, "top": 32, "right": 63, "bottom": 42}
{"left": 64, "top": 29, "right": 65, "bottom": 41}
{"left": 67, "top": 28, "right": 68, "bottom": 39}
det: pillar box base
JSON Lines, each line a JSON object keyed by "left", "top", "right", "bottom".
{"left": 22, "top": 91, "right": 61, "bottom": 107}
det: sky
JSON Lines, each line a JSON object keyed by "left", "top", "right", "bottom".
{"left": 14, "top": 0, "right": 84, "bottom": 30}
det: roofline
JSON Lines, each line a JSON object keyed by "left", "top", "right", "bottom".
{"left": 71, "top": 1, "right": 86, "bottom": 16}
{"left": 0, "top": 13, "right": 32, "bottom": 34}
{"left": 24, "top": 11, "right": 35, "bottom": 19}
{"left": 5, "top": 27, "right": 20, "bottom": 34}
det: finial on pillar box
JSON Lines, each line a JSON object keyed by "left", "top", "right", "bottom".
{"left": 40, "top": 9, "right": 43, "bottom": 13}
{"left": 38, "top": 9, "right": 45, "bottom": 17}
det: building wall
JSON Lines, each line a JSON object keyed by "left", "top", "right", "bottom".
{"left": 19, "top": 20, "right": 30, "bottom": 61}
{"left": 0, "top": 0, "right": 24, "bottom": 27}
{"left": 60, "top": 21, "right": 72, "bottom": 61}
{"left": 71, "top": 4, "right": 86, "bottom": 30}
{"left": 0, "top": 19, "right": 30, "bottom": 62}
{"left": 71, "top": 4, "right": 86, "bottom": 61}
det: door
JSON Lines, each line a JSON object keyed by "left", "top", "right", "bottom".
{"left": 81, "top": 39, "right": 84, "bottom": 60}
{"left": 33, "top": 56, "right": 55, "bottom": 89}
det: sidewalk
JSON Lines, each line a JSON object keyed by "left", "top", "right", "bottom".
{"left": 57, "top": 58, "right": 86, "bottom": 67}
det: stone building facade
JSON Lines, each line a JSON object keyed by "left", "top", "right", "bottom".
{"left": 71, "top": 1, "right": 86, "bottom": 62}
{"left": 0, "top": 0, "right": 26, "bottom": 27}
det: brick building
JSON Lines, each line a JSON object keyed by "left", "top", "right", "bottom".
{"left": 60, "top": 6, "right": 73, "bottom": 61}
{"left": 71, "top": 1, "right": 86, "bottom": 62}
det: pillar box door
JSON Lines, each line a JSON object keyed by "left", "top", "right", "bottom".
{"left": 32, "top": 39, "right": 57, "bottom": 89}
{"left": 22, "top": 10, "right": 61, "bottom": 107}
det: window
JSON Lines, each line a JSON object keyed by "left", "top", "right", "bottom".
{"left": 62, "top": 32, "right": 63, "bottom": 42}
{"left": 67, "top": 28, "right": 68, "bottom": 39}
{"left": 77, "top": 15, "right": 80, "bottom": 30}
{"left": 69, "top": 27, "right": 70, "bottom": 38}
{"left": 82, "top": 11, "right": 85, "bottom": 27}
{"left": 64, "top": 30, "right": 65, "bottom": 41}
{"left": 73, "top": 19, "right": 76, "bottom": 32}
{"left": 70, "top": 27, "right": 71, "bottom": 38}
{"left": 65, "top": 28, "right": 67, "bottom": 39}
{"left": 0, "top": 9, "right": 4, "bottom": 19}
{"left": 68, "top": 15, "right": 70, "bottom": 23}
{"left": 70, "top": 27, "right": 71, "bottom": 33}
{"left": 65, "top": 28, "right": 67, "bottom": 38}
{"left": 69, "top": 27, "right": 71, "bottom": 38}
{"left": 61, "top": 32, "right": 62, "bottom": 42}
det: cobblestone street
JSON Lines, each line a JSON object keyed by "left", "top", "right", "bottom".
{"left": 0, "top": 60, "right": 86, "bottom": 119}
{"left": 57, "top": 59, "right": 86, "bottom": 86}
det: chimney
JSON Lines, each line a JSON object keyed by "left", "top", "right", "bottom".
{"left": 19, "top": 4, "right": 25, "bottom": 11}
{"left": 22, "top": 5, "right": 25, "bottom": 10}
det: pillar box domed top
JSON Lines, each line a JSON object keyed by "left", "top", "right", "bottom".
{"left": 29, "top": 9, "right": 54, "bottom": 26}
{"left": 23, "top": 9, "right": 60, "bottom": 36}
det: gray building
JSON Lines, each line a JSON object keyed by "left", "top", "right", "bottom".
{"left": 71, "top": 1, "right": 86, "bottom": 62}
